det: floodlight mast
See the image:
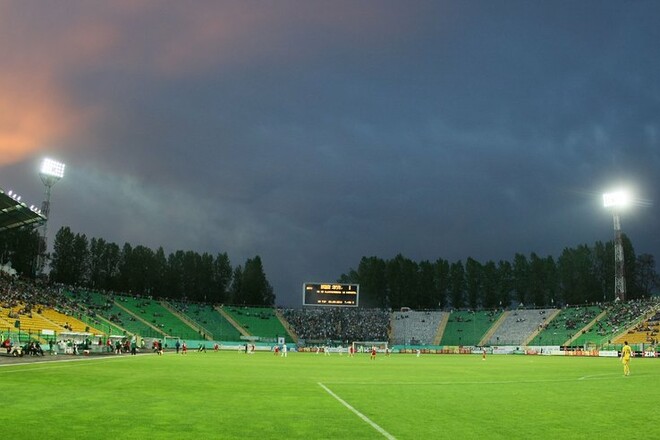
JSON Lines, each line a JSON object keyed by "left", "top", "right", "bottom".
{"left": 603, "top": 191, "right": 628, "bottom": 302}
{"left": 37, "top": 158, "right": 65, "bottom": 273}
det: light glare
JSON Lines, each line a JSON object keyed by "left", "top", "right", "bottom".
{"left": 603, "top": 190, "right": 630, "bottom": 208}
{"left": 40, "top": 158, "right": 66, "bottom": 178}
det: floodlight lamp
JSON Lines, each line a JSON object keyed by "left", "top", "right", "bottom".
{"left": 603, "top": 190, "right": 630, "bottom": 208}
{"left": 40, "top": 158, "right": 66, "bottom": 179}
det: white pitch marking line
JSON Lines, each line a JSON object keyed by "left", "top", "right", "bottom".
{"left": 0, "top": 355, "right": 134, "bottom": 370}
{"left": 318, "top": 382, "right": 396, "bottom": 440}
{"left": 321, "top": 376, "right": 621, "bottom": 386}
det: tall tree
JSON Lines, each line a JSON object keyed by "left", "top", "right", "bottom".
{"left": 50, "top": 226, "right": 76, "bottom": 284}
{"left": 544, "top": 256, "right": 559, "bottom": 307}
{"left": 103, "top": 242, "right": 121, "bottom": 291}
{"left": 497, "top": 260, "right": 513, "bottom": 308}
{"left": 131, "top": 245, "right": 155, "bottom": 295}
{"left": 356, "top": 256, "right": 388, "bottom": 307}
{"left": 71, "top": 232, "right": 90, "bottom": 285}
{"left": 481, "top": 260, "right": 499, "bottom": 309}
{"left": 386, "top": 254, "right": 418, "bottom": 309}
{"left": 465, "top": 257, "right": 482, "bottom": 309}
{"left": 0, "top": 227, "right": 40, "bottom": 277}
{"left": 592, "top": 240, "right": 614, "bottom": 302}
{"left": 152, "top": 247, "right": 167, "bottom": 296}
{"left": 196, "top": 252, "right": 215, "bottom": 302}
{"left": 635, "top": 253, "right": 659, "bottom": 298}
{"left": 449, "top": 260, "right": 465, "bottom": 309}
{"left": 558, "top": 244, "right": 599, "bottom": 305}
{"left": 528, "top": 252, "right": 547, "bottom": 307}
{"left": 621, "top": 234, "right": 639, "bottom": 299}
{"left": 212, "top": 252, "right": 233, "bottom": 304}
{"left": 88, "top": 237, "right": 105, "bottom": 288}
{"left": 239, "top": 256, "right": 274, "bottom": 305}
{"left": 116, "top": 243, "right": 133, "bottom": 293}
{"left": 512, "top": 253, "right": 529, "bottom": 306}
{"left": 434, "top": 258, "right": 450, "bottom": 309}
{"left": 418, "top": 260, "right": 437, "bottom": 309}
{"left": 181, "top": 250, "right": 201, "bottom": 300}
{"left": 165, "top": 250, "right": 185, "bottom": 298}
{"left": 230, "top": 265, "right": 244, "bottom": 304}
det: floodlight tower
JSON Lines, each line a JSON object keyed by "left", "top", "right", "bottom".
{"left": 38, "top": 158, "right": 65, "bottom": 272}
{"left": 603, "top": 190, "right": 629, "bottom": 302}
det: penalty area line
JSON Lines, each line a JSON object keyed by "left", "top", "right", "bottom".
{"left": 318, "top": 382, "right": 396, "bottom": 440}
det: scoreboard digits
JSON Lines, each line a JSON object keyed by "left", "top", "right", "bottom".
{"left": 303, "top": 283, "right": 359, "bottom": 307}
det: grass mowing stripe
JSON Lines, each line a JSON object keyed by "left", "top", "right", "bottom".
{"left": 319, "top": 382, "right": 396, "bottom": 440}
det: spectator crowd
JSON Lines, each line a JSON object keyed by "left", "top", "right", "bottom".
{"left": 281, "top": 307, "right": 390, "bottom": 343}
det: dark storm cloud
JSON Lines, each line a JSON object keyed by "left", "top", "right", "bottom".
{"left": 1, "top": 1, "right": 658, "bottom": 305}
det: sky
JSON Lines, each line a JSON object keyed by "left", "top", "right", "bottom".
{"left": 1, "top": 1, "right": 658, "bottom": 306}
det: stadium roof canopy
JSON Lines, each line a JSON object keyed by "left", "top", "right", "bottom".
{"left": 0, "top": 188, "right": 46, "bottom": 232}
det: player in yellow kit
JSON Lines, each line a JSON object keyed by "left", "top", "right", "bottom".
{"left": 620, "top": 341, "right": 632, "bottom": 376}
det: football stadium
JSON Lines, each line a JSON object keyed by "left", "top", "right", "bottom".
{"left": 2, "top": 4, "right": 660, "bottom": 436}
{"left": 2, "top": 282, "right": 660, "bottom": 439}
{"left": 2, "top": 181, "right": 660, "bottom": 439}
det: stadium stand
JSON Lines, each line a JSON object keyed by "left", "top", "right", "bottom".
{"left": 0, "top": 313, "right": 12, "bottom": 329}
{"left": 614, "top": 317, "right": 659, "bottom": 345}
{"left": 432, "top": 313, "right": 450, "bottom": 345}
{"left": 169, "top": 301, "right": 242, "bottom": 342}
{"left": 2, "top": 269, "right": 659, "bottom": 351}
{"left": 440, "top": 310, "right": 502, "bottom": 346}
{"left": 281, "top": 307, "right": 390, "bottom": 343}
{"left": 614, "top": 308, "right": 660, "bottom": 345}
{"left": 390, "top": 310, "right": 444, "bottom": 345}
{"left": 486, "top": 308, "right": 557, "bottom": 346}
{"left": 161, "top": 301, "right": 214, "bottom": 340}
{"left": 0, "top": 275, "right": 104, "bottom": 341}
{"left": 66, "top": 289, "right": 133, "bottom": 336}
{"left": 1, "top": 305, "right": 60, "bottom": 335}
{"left": 528, "top": 306, "right": 601, "bottom": 346}
{"left": 38, "top": 308, "right": 103, "bottom": 334}
{"left": 101, "top": 299, "right": 165, "bottom": 338}
{"left": 115, "top": 296, "right": 200, "bottom": 340}
{"left": 572, "top": 299, "right": 658, "bottom": 347}
{"left": 223, "top": 306, "right": 294, "bottom": 343}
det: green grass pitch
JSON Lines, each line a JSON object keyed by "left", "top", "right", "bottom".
{"left": 3, "top": 351, "right": 659, "bottom": 439}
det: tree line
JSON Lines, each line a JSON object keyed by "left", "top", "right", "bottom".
{"left": 1, "top": 225, "right": 658, "bottom": 310}
{"left": 0, "top": 226, "right": 274, "bottom": 306}
{"left": 339, "top": 235, "right": 659, "bottom": 310}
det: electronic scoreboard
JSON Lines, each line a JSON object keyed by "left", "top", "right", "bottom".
{"left": 302, "top": 282, "right": 359, "bottom": 307}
